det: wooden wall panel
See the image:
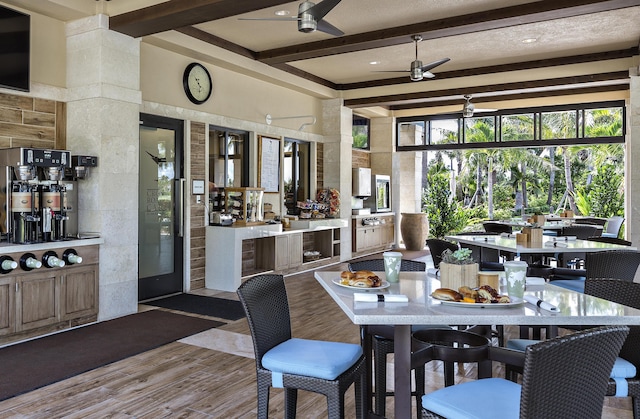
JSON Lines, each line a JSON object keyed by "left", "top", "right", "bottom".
{"left": 189, "top": 121, "right": 206, "bottom": 290}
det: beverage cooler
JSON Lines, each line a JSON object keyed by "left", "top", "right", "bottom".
{"left": 0, "top": 147, "right": 84, "bottom": 243}
{"left": 365, "top": 175, "right": 391, "bottom": 213}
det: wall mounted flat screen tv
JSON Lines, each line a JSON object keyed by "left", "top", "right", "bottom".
{"left": 0, "top": 5, "right": 30, "bottom": 92}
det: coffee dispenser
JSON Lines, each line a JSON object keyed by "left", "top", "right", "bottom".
{"left": 0, "top": 148, "right": 71, "bottom": 243}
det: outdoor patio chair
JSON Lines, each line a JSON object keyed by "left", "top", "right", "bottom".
{"left": 426, "top": 239, "right": 459, "bottom": 269}
{"left": 348, "top": 258, "right": 426, "bottom": 273}
{"left": 237, "top": 274, "right": 366, "bottom": 419}
{"left": 422, "top": 326, "right": 629, "bottom": 419}
{"left": 560, "top": 224, "right": 602, "bottom": 239}
{"left": 574, "top": 217, "right": 607, "bottom": 226}
{"left": 587, "top": 236, "right": 632, "bottom": 246}
{"left": 482, "top": 221, "right": 512, "bottom": 234}
{"left": 603, "top": 216, "right": 625, "bottom": 238}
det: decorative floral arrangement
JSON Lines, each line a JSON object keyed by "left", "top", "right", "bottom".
{"left": 441, "top": 248, "right": 476, "bottom": 265}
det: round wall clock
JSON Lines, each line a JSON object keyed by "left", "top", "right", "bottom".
{"left": 183, "top": 62, "right": 212, "bottom": 104}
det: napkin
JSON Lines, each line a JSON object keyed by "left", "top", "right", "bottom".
{"left": 544, "top": 241, "right": 568, "bottom": 247}
{"left": 472, "top": 236, "right": 496, "bottom": 242}
{"left": 551, "top": 236, "right": 577, "bottom": 242}
{"left": 524, "top": 295, "right": 559, "bottom": 312}
{"left": 525, "top": 277, "right": 546, "bottom": 286}
{"left": 500, "top": 232, "right": 516, "bottom": 238}
{"left": 354, "top": 293, "right": 409, "bottom": 303}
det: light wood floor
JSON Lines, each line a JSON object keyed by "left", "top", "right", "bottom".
{"left": 0, "top": 257, "right": 633, "bottom": 418}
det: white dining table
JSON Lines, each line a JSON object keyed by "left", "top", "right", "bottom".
{"left": 314, "top": 270, "right": 640, "bottom": 419}
{"left": 446, "top": 234, "right": 634, "bottom": 262}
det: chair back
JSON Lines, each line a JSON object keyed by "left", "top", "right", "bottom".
{"left": 585, "top": 250, "right": 640, "bottom": 282}
{"left": 574, "top": 217, "right": 607, "bottom": 226}
{"left": 605, "top": 216, "right": 625, "bottom": 236}
{"left": 348, "top": 258, "right": 426, "bottom": 272}
{"left": 426, "top": 239, "right": 458, "bottom": 269}
{"left": 587, "top": 236, "right": 632, "bottom": 246}
{"left": 237, "top": 274, "right": 292, "bottom": 368}
{"left": 584, "top": 279, "right": 640, "bottom": 368}
{"left": 482, "top": 221, "right": 512, "bottom": 234}
{"left": 560, "top": 224, "right": 600, "bottom": 239}
{"left": 520, "top": 326, "right": 629, "bottom": 419}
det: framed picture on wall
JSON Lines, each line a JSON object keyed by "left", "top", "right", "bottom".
{"left": 258, "top": 135, "right": 281, "bottom": 193}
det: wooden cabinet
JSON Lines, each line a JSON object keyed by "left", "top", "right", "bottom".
{"left": 0, "top": 244, "right": 99, "bottom": 343}
{"left": 0, "top": 276, "right": 15, "bottom": 335}
{"left": 274, "top": 232, "right": 303, "bottom": 271}
{"left": 353, "top": 214, "right": 395, "bottom": 256}
{"left": 61, "top": 265, "right": 99, "bottom": 321}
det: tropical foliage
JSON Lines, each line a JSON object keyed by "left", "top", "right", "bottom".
{"left": 420, "top": 108, "right": 624, "bottom": 236}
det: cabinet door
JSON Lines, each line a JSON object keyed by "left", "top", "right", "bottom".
{"left": 16, "top": 272, "right": 59, "bottom": 332}
{"left": 382, "top": 224, "right": 395, "bottom": 248}
{"left": 0, "top": 276, "right": 15, "bottom": 336}
{"left": 355, "top": 228, "right": 367, "bottom": 252}
{"left": 289, "top": 232, "right": 303, "bottom": 267}
{"left": 365, "top": 227, "right": 381, "bottom": 249}
{"left": 274, "top": 235, "right": 290, "bottom": 271}
{"left": 62, "top": 265, "right": 98, "bottom": 320}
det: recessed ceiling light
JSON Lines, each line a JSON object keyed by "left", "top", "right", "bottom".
{"left": 521, "top": 38, "right": 538, "bottom": 44}
{"left": 369, "top": 61, "right": 380, "bottom": 65}
{"left": 275, "top": 10, "right": 290, "bottom": 16}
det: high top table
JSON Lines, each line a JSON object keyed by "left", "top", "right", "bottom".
{"left": 315, "top": 270, "right": 640, "bottom": 419}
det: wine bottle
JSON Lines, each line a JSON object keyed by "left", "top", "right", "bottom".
{"left": 0, "top": 255, "right": 17, "bottom": 274}
{"left": 43, "top": 251, "right": 65, "bottom": 268}
{"left": 63, "top": 248, "right": 83, "bottom": 265}
{"left": 20, "top": 253, "right": 42, "bottom": 270}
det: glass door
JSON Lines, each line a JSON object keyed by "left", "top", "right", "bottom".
{"left": 138, "top": 113, "right": 184, "bottom": 301}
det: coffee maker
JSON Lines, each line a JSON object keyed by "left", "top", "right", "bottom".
{"left": 0, "top": 148, "right": 72, "bottom": 243}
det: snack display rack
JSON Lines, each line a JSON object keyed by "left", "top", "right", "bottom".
{"left": 225, "top": 187, "right": 265, "bottom": 225}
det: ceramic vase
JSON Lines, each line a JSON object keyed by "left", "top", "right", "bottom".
{"left": 400, "top": 212, "right": 429, "bottom": 251}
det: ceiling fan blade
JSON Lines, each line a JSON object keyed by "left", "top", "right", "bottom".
{"left": 420, "top": 57, "right": 450, "bottom": 73}
{"left": 316, "top": 19, "right": 344, "bottom": 36}
{"left": 422, "top": 71, "right": 435, "bottom": 79}
{"left": 238, "top": 17, "right": 299, "bottom": 22}
{"left": 372, "top": 70, "right": 411, "bottom": 73}
{"left": 307, "top": 0, "right": 342, "bottom": 21}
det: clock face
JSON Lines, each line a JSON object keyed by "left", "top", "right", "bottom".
{"left": 183, "top": 63, "right": 212, "bottom": 104}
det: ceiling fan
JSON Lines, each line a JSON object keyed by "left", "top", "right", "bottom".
{"left": 238, "top": 0, "right": 344, "bottom": 36}
{"left": 462, "top": 95, "right": 497, "bottom": 117}
{"left": 374, "top": 35, "right": 450, "bottom": 81}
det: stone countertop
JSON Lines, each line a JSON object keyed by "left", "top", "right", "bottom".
{"left": 0, "top": 237, "right": 104, "bottom": 253}
{"left": 352, "top": 212, "right": 395, "bottom": 219}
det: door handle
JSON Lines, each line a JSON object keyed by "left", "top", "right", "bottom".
{"left": 176, "top": 178, "right": 185, "bottom": 238}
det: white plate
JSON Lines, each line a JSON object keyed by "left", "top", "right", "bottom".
{"left": 332, "top": 278, "right": 391, "bottom": 290}
{"left": 435, "top": 296, "right": 524, "bottom": 308}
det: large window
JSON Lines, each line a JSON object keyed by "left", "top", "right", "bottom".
{"left": 283, "top": 138, "right": 310, "bottom": 215}
{"left": 352, "top": 115, "right": 370, "bottom": 149}
{"left": 398, "top": 101, "right": 625, "bottom": 151}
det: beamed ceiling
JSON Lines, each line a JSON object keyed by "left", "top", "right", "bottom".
{"left": 8, "top": 0, "right": 640, "bottom": 117}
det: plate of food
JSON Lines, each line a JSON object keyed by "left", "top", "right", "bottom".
{"left": 333, "top": 270, "right": 390, "bottom": 290}
{"left": 431, "top": 285, "right": 523, "bottom": 308}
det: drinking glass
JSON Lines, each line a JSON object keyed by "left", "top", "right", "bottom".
{"left": 383, "top": 251, "right": 402, "bottom": 283}
{"left": 504, "top": 260, "right": 528, "bottom": 298}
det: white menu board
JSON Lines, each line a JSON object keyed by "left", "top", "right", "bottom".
{"left": 259, "top": 136, "right": 280, "bottom": 193}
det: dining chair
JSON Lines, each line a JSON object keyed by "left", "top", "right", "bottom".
{"left": 348, "top": 258, "right": 432, "bottom": 419}
{"left": 560, "top": 224, "right": 601, "bottom": 239}
{"left": 574, "top": 217, "right": 608, "bottom": 226}
{"left": 237, "top": 274, "right": 366, "bottom": 419}
{"left": 422, "top": 325, "right": 629, "bottom": 419}
{"left": 587, "top": 236, "right": 632, "bottom": 246}
{"left": 603, "top": 216, "right": 625, "bottom": 238}
{"left": 348, "top": 258, "right": 426, "bottom": 273}
{"left": 426, "top": 239, "right": 459, "bottom": 269}
{"left": 482, "top": 221, "right": 512, "bottom": 234}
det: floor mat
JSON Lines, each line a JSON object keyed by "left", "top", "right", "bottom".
{"left": 147, "top": 293, "right": 246, "bottom": 321}
{"left": 0, "top": 310, "right": 222, "bottom": 402}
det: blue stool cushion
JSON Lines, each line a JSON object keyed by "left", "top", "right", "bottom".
{"left": 262, "top": 338, "right": 363, "bottom": 382}
{"left": 549, "top": 279, "right": 585, "bottom": 293}
{"left": 422, "top": 378, "right": 520, "bottom": 419}
{"left": 602, "top": 233, "right": 617, "bottom": 238}
{"left": 508, "top": 339, "right": 635, "bottom": 378}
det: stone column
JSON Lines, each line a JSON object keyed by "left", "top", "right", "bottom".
{"left": 66, "top": 15, "right": 142, "bottom": 320}
{"left": 322, "top": 98, "right": 352, "bottom": 260}
{"left": 627, "top": 68, "right": 639, "bottom": 246}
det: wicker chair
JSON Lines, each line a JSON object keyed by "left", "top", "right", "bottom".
{"left": 586, "top": 250, "right": 640, "bottom": 281}
{"left": 348, "top": 258, "right": 426, "bottom": 273}
{"left": 587, "top": 236, "right": 632, "bottom": 247}
{"left": 237, "top": 274, "right": 366, "bottom": 419}
{"left": 482, "top": 221, "right": 513, "bottom": 234}
{"left": 422, "top": 326, "right": 629, "bottom": 419}
{"left": 574, "top": 217, "right": 608, "bottom": 226}
{"left": 560, "top": 224, "right": 602, "bottom": 239}
{"left": 426, "top": 239, "right": 458, "bottom": 269}
{"left": 584, "top": 279, "right": 640, "bottom": 419}
{"left": 348, "top": 258, "right": 430, "bottom": 419}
